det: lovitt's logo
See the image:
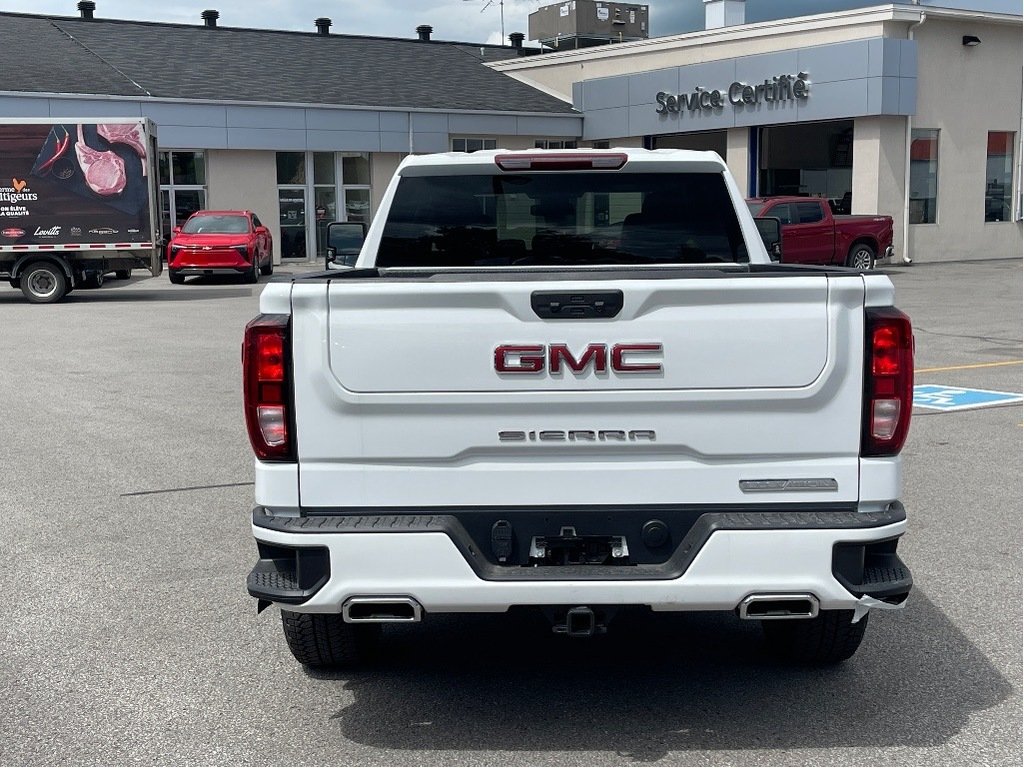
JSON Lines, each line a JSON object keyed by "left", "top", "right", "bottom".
{"left": 34, "top": 226, "right": 61, "bottom": 238}
{"left": 1, "top": 227, "right": 26, "bottom": 238}
{"left": 0, "top": 178, "right": 40, "bottom": 203}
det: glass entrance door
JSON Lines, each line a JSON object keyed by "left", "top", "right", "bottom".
{"left": 276, "top": 151, "right": 372, "bottom": 261}
{"left": 278, "top": 187, "right": 307, "bottom": 260}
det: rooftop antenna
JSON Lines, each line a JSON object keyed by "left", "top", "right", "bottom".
{"left": 463, "top": 0, "right": 504, "bottom": 43}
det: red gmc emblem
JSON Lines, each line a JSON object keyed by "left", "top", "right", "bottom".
{"left": 494, "top": 343, "right": 663, "bottom": 374}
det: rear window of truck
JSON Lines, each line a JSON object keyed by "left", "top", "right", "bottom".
{"left": 377, "top": 172, "right": 747, "bottom": 267}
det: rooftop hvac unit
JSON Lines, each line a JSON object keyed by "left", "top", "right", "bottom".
{"left": 528, "top": 1, "right": 649, "bottom": 50}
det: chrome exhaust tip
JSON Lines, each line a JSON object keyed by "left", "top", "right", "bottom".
{"left": 342, "top": 596, "right": 423, "bottom": 623}
{"left": 738, "top": 593, "right": 819, "bottom": 620}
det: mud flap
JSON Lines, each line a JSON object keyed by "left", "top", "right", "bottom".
{"left": 852, "top": 594, "right": 909, "bottom": 623}
{"left": 149, "top": 247, "right": 163, "bottom": 277}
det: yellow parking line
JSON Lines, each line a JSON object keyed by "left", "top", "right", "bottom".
{"left": 916, "top": 360, "right": 1022, "bottom": 373}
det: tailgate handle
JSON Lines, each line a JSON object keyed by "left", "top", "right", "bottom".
{"left": 531, "top": 290, "right": 623, "bottom": 320}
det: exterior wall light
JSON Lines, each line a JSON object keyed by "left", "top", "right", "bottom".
{"left": 962, "top": 35, "right": 981, "bottom": 46}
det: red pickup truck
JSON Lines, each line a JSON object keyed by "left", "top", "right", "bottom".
{"left": 747, "top": 196, "right": 894, "bottom": 269}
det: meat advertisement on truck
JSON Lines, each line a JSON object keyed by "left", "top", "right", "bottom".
{"left": 0, "top": 118, "right": 161, "bottom": 303}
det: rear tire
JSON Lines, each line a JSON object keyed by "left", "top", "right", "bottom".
{"left": 20, "top": 261, "right": 67, "bottom": 304}
{"left": 114, "top": 269, "right": 132, "bottom": 280}
{"left": 83, "top": 272, "right": 104, "bottom": 289}
{"left": 846, "top": 243, "right": 875, "bottom": 270}
{"left": 280, "top": 610, "right": 380, "bottom": 668}
{"left": 168, "top": 269, "right": 185, "bottom": 285}
{"left": 763, "top": 610, "right": 868, "bottom": 664}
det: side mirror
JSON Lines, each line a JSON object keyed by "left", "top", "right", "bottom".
{"left": 172, "top": 226, "right": 181, "bottom": 236}
{"left": 754, "top": 217, "right": 783, "bottom": 263}
{"left": 325, "top": 221, "right": 367, "bottom": 268}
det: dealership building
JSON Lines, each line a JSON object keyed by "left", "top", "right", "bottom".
{"left": 0, "top": 0, "right": 1020, "bottom": 264}
{"left": 499, "top": 0, "right": 1023, "bottom": 264}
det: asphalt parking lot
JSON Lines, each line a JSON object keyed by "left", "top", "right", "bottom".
{"left": 1, "top": 259, "right": 1020, "bottom": 766}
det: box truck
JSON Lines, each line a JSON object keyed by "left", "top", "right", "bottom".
{"left": 0, "top": 118, "right": 162, "bottom": 303}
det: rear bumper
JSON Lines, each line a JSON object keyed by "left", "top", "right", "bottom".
{"left": 248, "top": 504, "right": 912, "bottom": 615}
{"left": 171, "top": 265, "right": 250, "bottom": 276}
{"left": 169, "top": 250, "right": 252, "bottom": 270}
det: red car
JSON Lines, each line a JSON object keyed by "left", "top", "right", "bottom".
{"left": 746, "top": 196, "right": 894, "bottom": 269}
{"left": 167, "top": 210, "right": 273, "bottom": 284}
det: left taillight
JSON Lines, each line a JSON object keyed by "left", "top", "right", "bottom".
{"left": 243, "top": 314, "right": 294, "bottom": 461}
{"left": 862, "top": 307, "right": 914, "bottom": 457}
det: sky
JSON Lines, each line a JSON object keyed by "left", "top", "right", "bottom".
{"left": 0, "top": 0, "right": 1018, "bottom": 45}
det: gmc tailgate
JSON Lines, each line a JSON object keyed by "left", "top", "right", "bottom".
{"left": 289, "top": 268, "right": 874, "bottom": 509}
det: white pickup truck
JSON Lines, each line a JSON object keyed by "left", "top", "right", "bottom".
{"left": 244, "top": 149, "right": 914, "bottom": 667}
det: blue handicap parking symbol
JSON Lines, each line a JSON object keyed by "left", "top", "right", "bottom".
{"left": 913, "top": 384, "right": 1023, "bottom": 412}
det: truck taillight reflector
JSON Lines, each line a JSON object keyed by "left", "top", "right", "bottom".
{"left": 863, "top": 308, "right": 914, "bottom": 456}
{"left": 243, "top": 314, "right": 294, "bottom": 461}
{"left": 494, "top": 153, "right": 627, "bottom": 171}
{"left": 257, "top": 406, "right": 288, "bottom": 446}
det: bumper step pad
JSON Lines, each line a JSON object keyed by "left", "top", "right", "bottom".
{"left": 246, "top": 545, "right": 330, "bottom": 604}
{"left": 833, "top": 542, "right": 913, "bottom": 602}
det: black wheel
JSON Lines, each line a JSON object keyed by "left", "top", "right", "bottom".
{"left": 20, "top": 261, "right": 67, "bottom": 304}
{"left": 280, "top": 610, "right": 380, "bottom": 668}
{"left": 114, "top": 270, "right": 132, "bottom": 280}
{"left": 846, "top": 243, "right": 875, "bottom": 270}
{"left": 763, "top": 610, "right": 868, "bottom": 664}
{"left": 259, "top": 255, "right": 273, "bottom": 276}
{"left": 244, "top": 259, "right": 259, "bottom": 284}
{"left": 168, "top": 269, "right": 185, "bottom": 285}
{"left": 83, "top": 272, "right": 104, "bottom": 289}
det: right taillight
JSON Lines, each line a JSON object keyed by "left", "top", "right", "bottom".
{"left": 862, "top": 307, "right": 914, "bottom": 456}
{"left": 243, "top": 314, "right": 294, "bottom": 461}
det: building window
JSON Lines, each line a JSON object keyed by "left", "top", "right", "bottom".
{"left": 909, "top": 129, "right": 938, "bottom": 224}
{"left": 534, "top": 139, "right": 578, "bottom": 149}
{"left": 451, "top": 138, "right": 496, "bottom": 153}
{"left": 757, "top": 122, "right": 852, "bottom": 207}
{"left": 341, "top": 153, "right": 372, "bottom": 225}
{"left": 159, "top": 151, "right": 206, "bottom": 240}
{"left": 590, "top": 141, "right": 611, "bottom": 149}
{"left": 276, "top": 151, "right": 306, "bottom": 185}
{"left": 985, "top": 132, "right": 1015, "bottom": 222}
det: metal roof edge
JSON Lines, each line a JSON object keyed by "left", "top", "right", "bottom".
{"left": 0, "top": 90, "right": 581, "bottom": 118}
{"left": 488, "top": 7, "right": 901, "bottom": 69}
{"left": 489, "top": 3, "right": 1020, "bottom": 70}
